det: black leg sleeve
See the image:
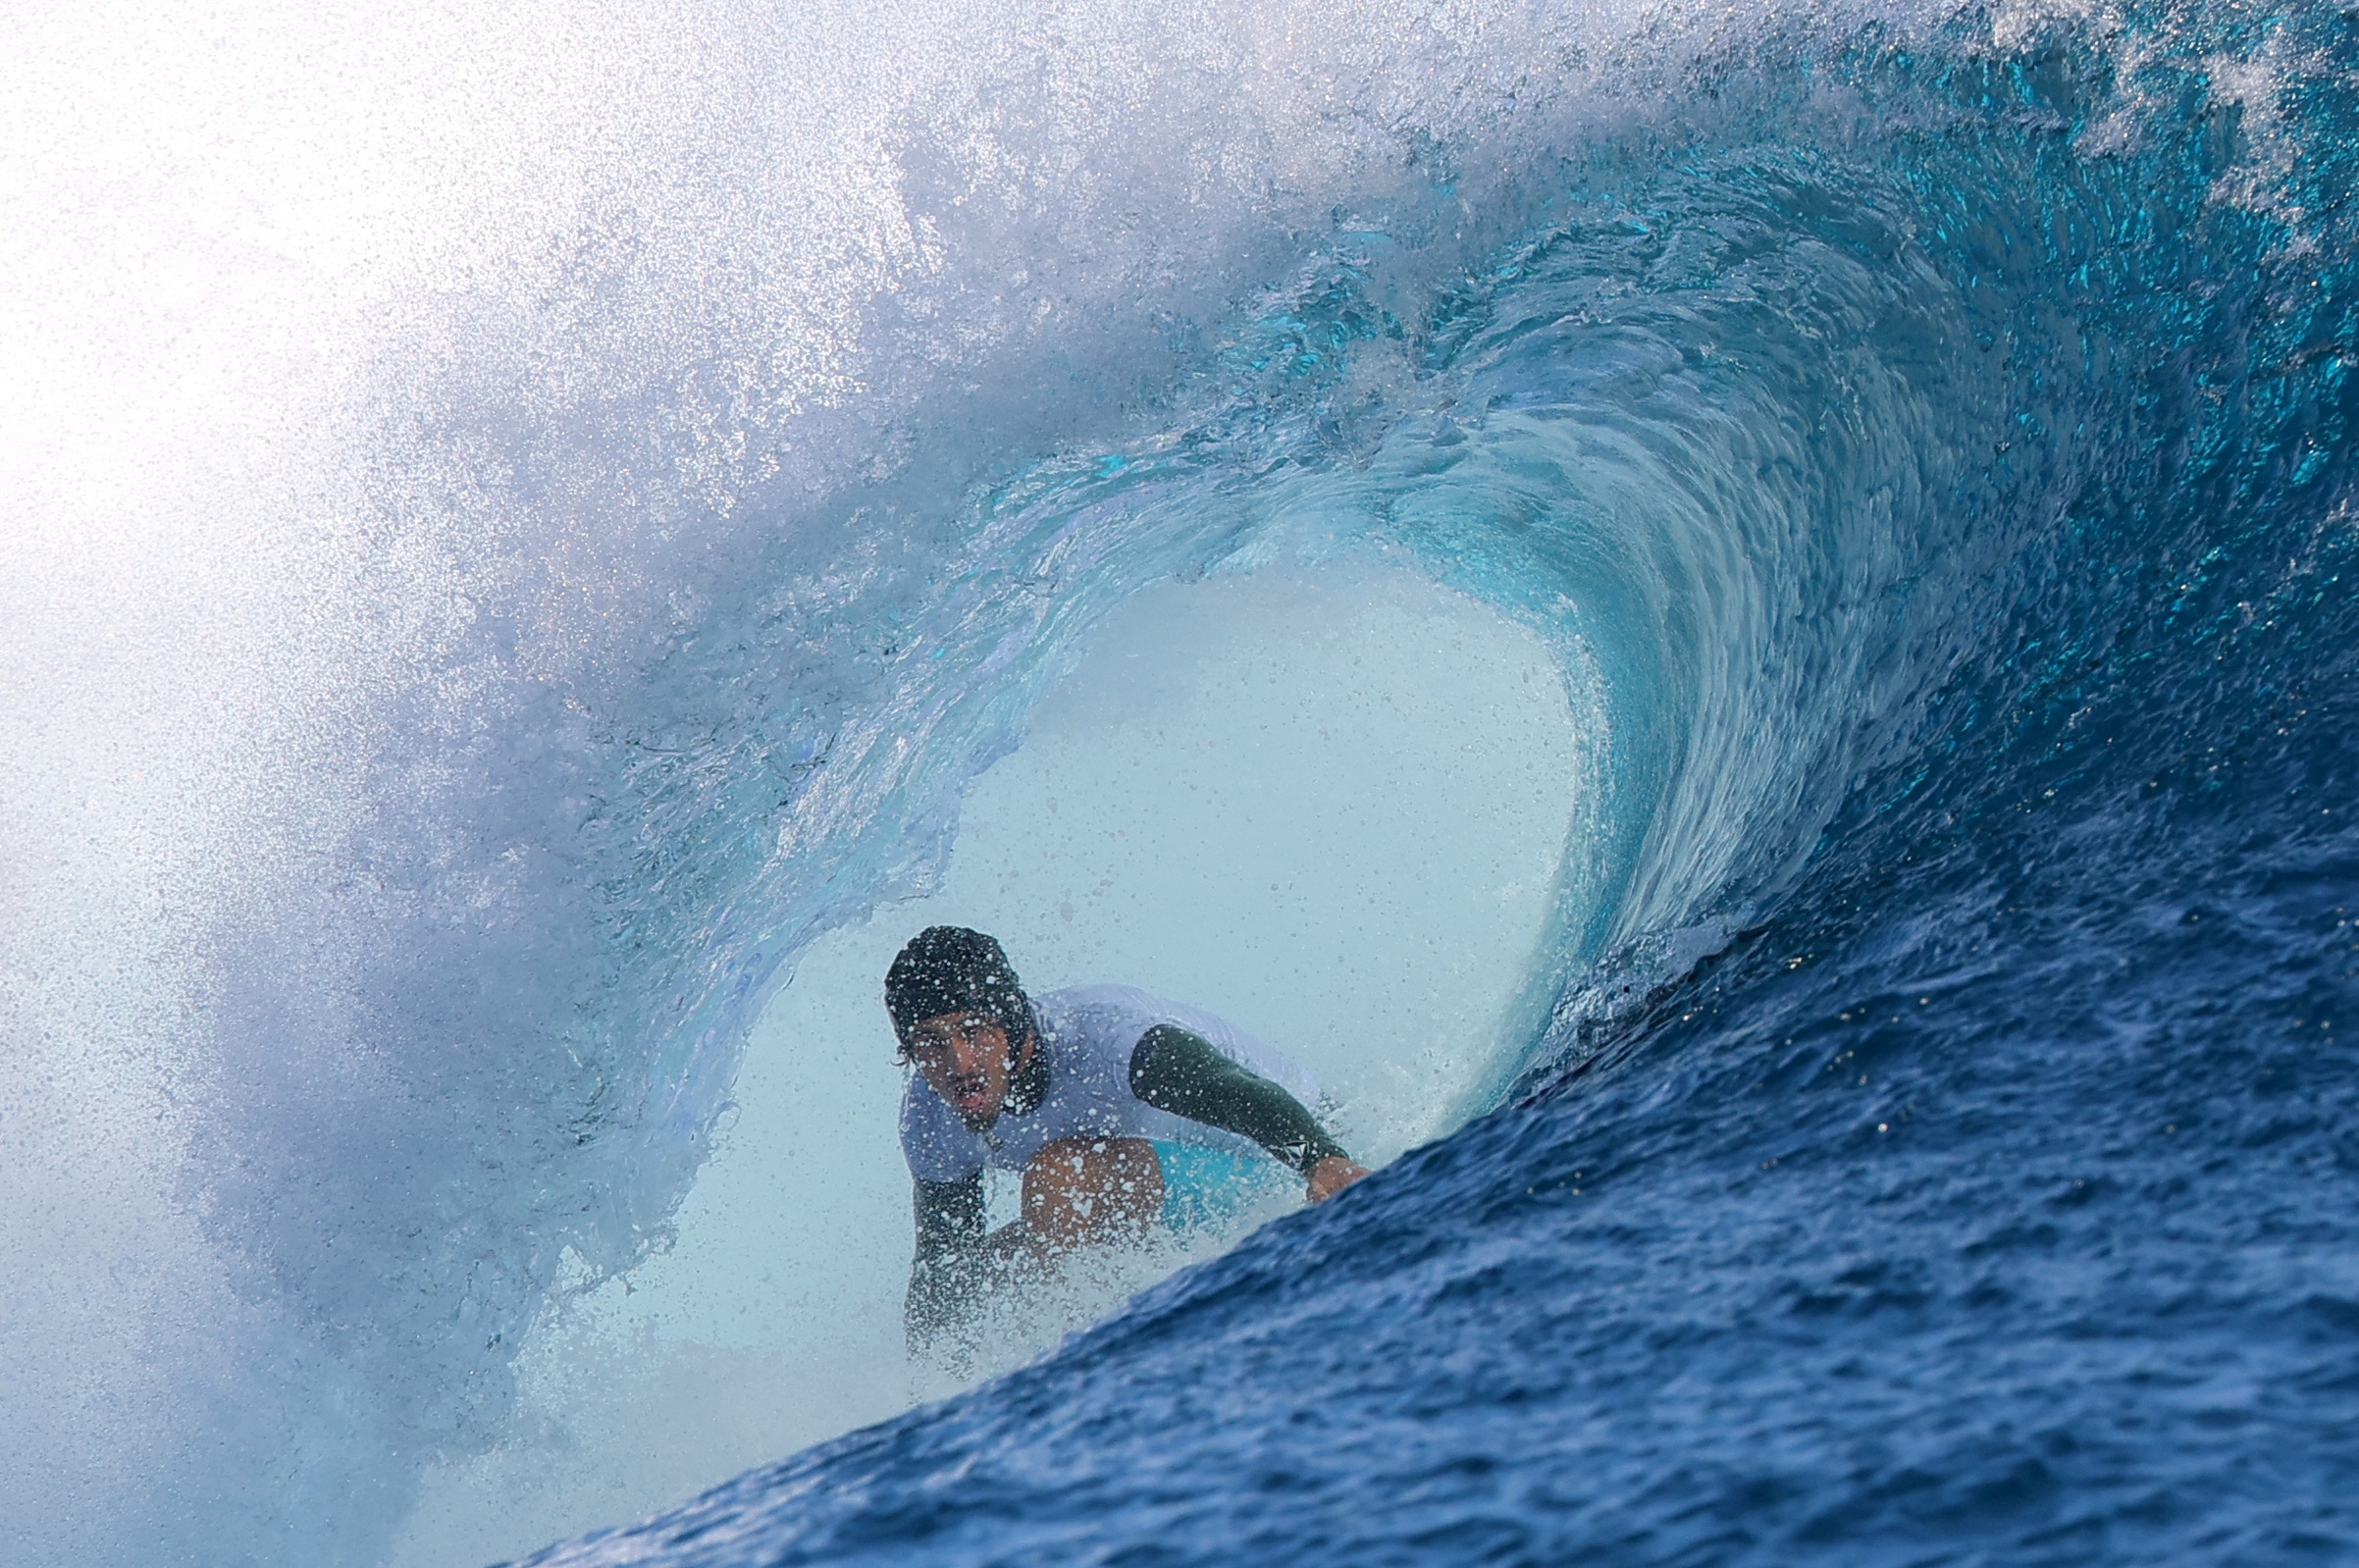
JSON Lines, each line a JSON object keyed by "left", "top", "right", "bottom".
{"left": 1127, "top": 1024, "right": 1350, "bottom": 1176}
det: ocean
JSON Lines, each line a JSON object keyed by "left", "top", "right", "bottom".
{"left": 3, "top": 1, "right": 2355, "bottom": 1563}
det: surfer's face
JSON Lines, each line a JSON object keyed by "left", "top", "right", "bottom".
{"left": 908, "top": 1011, "right": 1019, "bottom": 1130}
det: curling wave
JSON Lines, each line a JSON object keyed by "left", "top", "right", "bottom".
{"left": 7, "top": 0, "right": 2359, "bottom": 1563}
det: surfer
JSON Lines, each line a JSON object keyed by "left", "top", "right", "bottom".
{"left": 888, "top": 924, "right": 1369, "bottom": 1353}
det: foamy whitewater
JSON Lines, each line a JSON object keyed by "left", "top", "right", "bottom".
{"left": 4, "top": 1, "right": 2357, "bottom": 1563}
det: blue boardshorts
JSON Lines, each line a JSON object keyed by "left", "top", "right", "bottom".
{"left": 1153, "top": 1141, "right": 1294, "bottom": 1234}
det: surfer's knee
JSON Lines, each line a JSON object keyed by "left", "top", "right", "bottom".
{"left": 1022, "top": 1136, "right": 1165, "bottom": 1251}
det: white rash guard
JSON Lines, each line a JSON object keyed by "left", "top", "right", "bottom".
{"left": 898, "top": 983, "right": 1320, "bottom": 1183}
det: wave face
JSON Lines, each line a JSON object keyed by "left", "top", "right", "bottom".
{"left": 7, "top": 0, "right": 2359, "bottom": 1563}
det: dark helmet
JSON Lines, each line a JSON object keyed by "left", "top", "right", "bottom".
{"left": 884, "top": 926, "right": 1031, "bottom": 1049}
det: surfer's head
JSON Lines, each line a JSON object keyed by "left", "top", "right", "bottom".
{"left": 887, "top": 926, "right": 1034, "bottom": 1130}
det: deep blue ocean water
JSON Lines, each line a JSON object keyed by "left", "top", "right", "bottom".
{"left": 465, "top": 4, "right": 2359, "bottom": 1564}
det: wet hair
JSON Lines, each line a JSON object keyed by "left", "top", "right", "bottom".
{"left": 884, "top": 926, "right": 1032, "bottom": 1059}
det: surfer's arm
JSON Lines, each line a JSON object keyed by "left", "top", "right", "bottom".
{"left": 907, "top": 1171, "right": 988, "bottom": 1347}
{"left": 907, "top": 1170, "right": 1041, "bottom": 1350}
{"left": 1127, "top": 1025, "right": 1369, "bottom": 1200}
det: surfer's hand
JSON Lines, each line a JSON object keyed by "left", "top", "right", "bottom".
{"left": 1306, "top": 1156, "right": 1370, "bottom": 1203}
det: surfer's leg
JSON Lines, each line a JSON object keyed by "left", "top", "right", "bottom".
{"left": 1022, "top": 1136, "right": 1165, "bottom": 1252}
